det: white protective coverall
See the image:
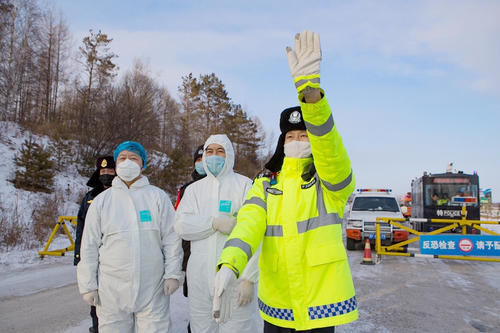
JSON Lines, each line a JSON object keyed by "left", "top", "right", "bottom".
{"left": 175, "top": 134, "right": 261, "bottom": 333}
{"left": 77, "top": 176, "right": 183, "bottom": 333}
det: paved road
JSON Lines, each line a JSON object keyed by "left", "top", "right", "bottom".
{"left": 339, "top": 249, "right": 500, "bottom": 333}
{"left": 1, "top": 249, "right": 499, "bottom": 332}
{"left": 0, "top": 257, "right": 190, "bottom": 333}
{"left": 0, "top": 283, "right": 88, "bottom": 333}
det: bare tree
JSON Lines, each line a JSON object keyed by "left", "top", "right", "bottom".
{"left": 77, "top": 29, "right": 118, "bottom": 134}
{"left": 12, "top": 0, "right": 42, "bottom": 124}
{"left": 35, "top": 7, "right": 70, "bottom": 122}
{"left": 0, "top": 0, "right": 15, "bottom": 120}
{"left": 157, "top": 86, "right": 181, "bottom": 153}
{"left": 113, "top": 60, "right": 160, "bottom": 147}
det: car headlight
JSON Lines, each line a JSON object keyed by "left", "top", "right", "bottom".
{"left": 348, "top": 219, "right": 363, "bottom": 228}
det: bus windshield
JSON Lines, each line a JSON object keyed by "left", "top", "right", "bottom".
{"left": 352, "top": 197, "right": 400, "bottom": 212}
{"left": 424, "top": 184, "right": 478, "bottom": 207}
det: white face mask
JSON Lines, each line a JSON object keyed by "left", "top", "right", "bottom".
{"left": 284, "top": 141, "right": 312, "bottom": 158}
{"left": 116, "top": 159, "right": 141, "bottom": 182}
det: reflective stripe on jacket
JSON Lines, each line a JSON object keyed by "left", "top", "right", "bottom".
{"left": 218, "top": 94, "right": 358, "bottom": 330}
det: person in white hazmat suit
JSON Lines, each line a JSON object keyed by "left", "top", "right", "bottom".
{"left": 77, "top": 141, "right": 183, "bottom": 333}
{"left": 175, "top": 134, "right": 261, "bottom": 333}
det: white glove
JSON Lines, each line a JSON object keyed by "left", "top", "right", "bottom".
{"left": 212, "top": 266, "right": 237, "bottom": 323}
{"left": 164, "top": 278, "right": 180, "bottom": 295}
{"left": 237, "top": 279, "right": 254, "bottom": 307}
{"left": 286, "top": 30, "right": 322, "bottom": 93}
{"left": 212, "top": 215, "right": 236, "bottom": 235}
{"left": 82, "top": 290, "right": 99, "bottom": 306}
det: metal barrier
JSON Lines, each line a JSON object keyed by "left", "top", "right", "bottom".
{"left": 375, "top": 207, "right": 500, "bottom": 263}
{"left": 38, "top": 216, "right": 77, "bottom": 258}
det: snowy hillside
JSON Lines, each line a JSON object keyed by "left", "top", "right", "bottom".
{"left": 0, "top": 121, "right": 88, "bottom": 267}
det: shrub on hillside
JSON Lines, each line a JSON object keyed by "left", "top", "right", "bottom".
{"left": 0, "top": 213, "right": 24, "bottom": 250}
{"left": 0, "top": 200, "right": 25, "bottom": 250}
{"left": 32, "top": 193, "right": 62, "bottom": 244}
{"left": 12, "top": 138, "right": 55, "bottom": 193}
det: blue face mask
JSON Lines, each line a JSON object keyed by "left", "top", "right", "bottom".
{"left": 205, "top": 155, "right": 225, "bottom": 177}
{"left": 195, "top": 161, "right": 206, "bottom": 175}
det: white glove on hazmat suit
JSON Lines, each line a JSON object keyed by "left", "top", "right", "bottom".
{"left": 236, "top": 279, "right": 254, "bottom": 307}
{"left": 164, "top": 278, "right": 180, "bottom": 295}
{"left": 212, "top": 215, "right": 236, "bottom": 235}
{"left": 212, "top": 266, "right": 237, "bottom": 323}
{"left": 82, "top": 290, "right": 99, "bottom": 306}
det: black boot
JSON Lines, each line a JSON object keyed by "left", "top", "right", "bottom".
{"left": 90, "top": 305, "right": 99, "bottom": 332}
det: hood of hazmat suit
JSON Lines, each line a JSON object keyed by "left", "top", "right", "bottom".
{"left": 175, "top": 134, "right": 261, "bottom": 332}
{"left": 77, "top": 175, "right": 183, "bottom": 315}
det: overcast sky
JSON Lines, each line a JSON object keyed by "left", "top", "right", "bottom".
{"left": 50, "top": 0, "right": 500, "bottom": 200}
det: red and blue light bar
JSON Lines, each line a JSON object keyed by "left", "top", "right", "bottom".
{"left": 452, "top": 197, "right": 476, "bottom": 203}
{"left": 357, "top": 189, "right": 392, "bottom": 193}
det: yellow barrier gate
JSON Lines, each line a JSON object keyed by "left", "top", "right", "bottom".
{"left": 38, "top": 216, "right": 77, "bottom": 258}
{"left": 375, "top": 207, "right": 500, "bottom": 263}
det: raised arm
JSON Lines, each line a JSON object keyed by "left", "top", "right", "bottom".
{"left": 287, "top": 31, "right": 355, "bottom": 209}
{"left": 301, "top": 92, "right": 355, "bottom": 208}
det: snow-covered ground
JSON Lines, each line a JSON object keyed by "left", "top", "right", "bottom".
{"left": 0, "top": 121, "right": 87, "bottom": 211}
{"left": 0, "top": 122, "right": 87, "bottom": 261}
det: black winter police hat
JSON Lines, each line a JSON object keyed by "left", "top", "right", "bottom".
{"left": 193, "top": 144, "right": 204, "bottom": 163}
{"left": 87, "top": 156, "right": 115, "bottom": 188}
{"left": 96, "top": 156, "right": 116, "bottom": 170}
{"left": 264, "top": 106, "right": 306, "bottom": 173}
{"left": 279, "top": 106, "right": 306, "bottom": 134}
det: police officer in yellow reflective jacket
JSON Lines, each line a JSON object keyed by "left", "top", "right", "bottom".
{"left": 212, "top": 31, "right": 358, "bottom": 332}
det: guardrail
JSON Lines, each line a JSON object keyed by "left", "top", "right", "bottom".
{"left": 375, "top": 213, "right": 500, "bottom": 263}
{"left": 38, "top": 216, "right": 77, "bottom": 259}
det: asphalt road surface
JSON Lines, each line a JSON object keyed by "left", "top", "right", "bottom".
{"left": 1, "top": 249, "right": 499, "bottom": 332}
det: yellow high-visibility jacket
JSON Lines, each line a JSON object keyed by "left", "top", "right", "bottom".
{"left": 218, "top": 94, "right": 357, "bottom": 330}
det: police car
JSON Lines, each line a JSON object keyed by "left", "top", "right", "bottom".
{"left": 344, "top": 189, "right": 408, "bottom": 250}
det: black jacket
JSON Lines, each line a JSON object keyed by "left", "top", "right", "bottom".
{"left": 74, "top": 186, "right": 105, "bottom": 266}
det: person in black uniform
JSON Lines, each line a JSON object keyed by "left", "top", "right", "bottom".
{"left": 74, "top": 156, "right": 116, "bottom": 333}
{"left": 173, "top": 144, "right": 206, "bottom": 333}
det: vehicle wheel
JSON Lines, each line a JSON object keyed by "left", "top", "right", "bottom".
{"left": 346, "top": 238, "right": 357, "bottom": 250}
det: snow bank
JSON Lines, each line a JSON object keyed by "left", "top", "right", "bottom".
{"left": 0, "top": 121, "right": 87, "bottom": 269}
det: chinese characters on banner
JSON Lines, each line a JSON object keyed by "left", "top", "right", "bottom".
{"left": 420, "top": 235, "right": 500, "bottom": 256}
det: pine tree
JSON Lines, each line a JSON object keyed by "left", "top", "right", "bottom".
{"left": 177, "top": 72, "right": 267, "bottom": 179}
{"left": 13, "top": 138, "right": 55, "bottom": 193}
{"left": 223, "top": 104, "right": 264, "bottom": 178}
{"left": 145, "top": 149, "right": 192, "bottom": 197}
